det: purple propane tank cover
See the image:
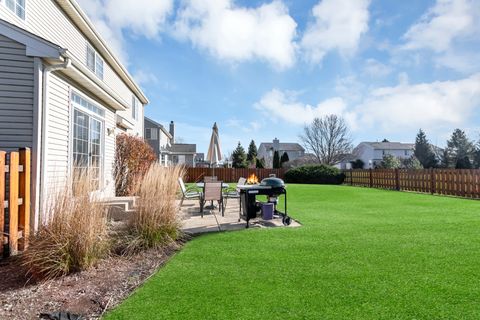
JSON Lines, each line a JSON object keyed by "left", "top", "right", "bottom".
{"left": 261, "top": 203, "right": 274, "bottom": 220}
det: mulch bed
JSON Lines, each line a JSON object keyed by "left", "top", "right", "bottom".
{"left": 0, "top": 243, "right": 181, "bottom": 319}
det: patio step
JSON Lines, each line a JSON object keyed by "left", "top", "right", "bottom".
{"left": 102, "top": 196, "right": 137, "bottom": 221}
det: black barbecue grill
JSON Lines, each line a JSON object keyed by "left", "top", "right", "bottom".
{"left": 237, "top": 177, "right": 291, "bottom": 228}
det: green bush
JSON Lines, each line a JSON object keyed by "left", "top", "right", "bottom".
{"left": 284, "top": 164, "right": 345, "bottom": 184}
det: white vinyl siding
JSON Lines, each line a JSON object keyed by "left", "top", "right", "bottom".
{"left": 0, "top": 0, "right": 142, "bottom": 132}
{"left": 0, "top": 34, "right": 33, "bottom": 151}
{"left": 46, "top": 74, "right": 115, "bottom": 197}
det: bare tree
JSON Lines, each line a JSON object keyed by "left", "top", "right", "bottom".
{"left": 300, "top": 115, "right": 353, "bottom": 165}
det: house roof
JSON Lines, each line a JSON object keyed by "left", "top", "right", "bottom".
{"left": 56, "top": 0, "right": 148, "bottom": 104}
{"left": 144, "top": 117, "right": 172, "bottom": 138}
{"left": 0, "top": 19, "right": 66, "bottom": 58}
{"left": 259, "top": 142, "right": 305, "bottom": 152}
{"left": 168, "top": 144, "right": 196, "bottom": 154}
{"left": 361, "top": 142, "right": 415, "bottom": 150}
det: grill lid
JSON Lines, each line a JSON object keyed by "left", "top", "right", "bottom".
{"left": 260, "top": 177, "right": 285, "bottom": 188}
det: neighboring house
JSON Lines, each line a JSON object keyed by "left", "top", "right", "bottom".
{"left": 169, "top": 143, "right": 197, "bottom": 167}
{"left": 143, "top": 119, "right": 198, "bottom": 167}
{"left": 144, "top": 117, "right": 172, "bottom": 166}
{"left": 333, "top": 154, "right": 356, "bottom": 170}
{"left": 354, "top": 142, "right": 415, "bottom": 169}
{"left": 0, "top": 1, "right": 148, "bottom": 230}
{"left": 258, "top": 138, "right": 305, "bottom": 167}
{"left": 195, "top": 153, "right": 210, "bottom": 168}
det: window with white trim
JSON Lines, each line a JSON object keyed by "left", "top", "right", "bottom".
{"left": 145, "top": 128, "right": 157, "bottom": 140}
{"left": 86, "top": 44, "right": 104, "bottom": 79}
{"left": 71, "top": 92, "right": 104, "bottom": 189}
{"left": 132, "top": 95, "right": 139, "bottom": 120}
{"left": 5, "top": 0, "right": 25, "bottom": 19}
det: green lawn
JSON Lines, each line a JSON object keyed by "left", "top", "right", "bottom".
{"left": 106, "top": 185, "right": 480, "bottom": 319}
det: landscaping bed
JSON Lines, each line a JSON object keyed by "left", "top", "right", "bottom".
{"left": 0, "top": 243, "right": 180, "bottom": 320}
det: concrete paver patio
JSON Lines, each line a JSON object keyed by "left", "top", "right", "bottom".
{"left": 179, "top": 198, "right": 301, "bottom": 235}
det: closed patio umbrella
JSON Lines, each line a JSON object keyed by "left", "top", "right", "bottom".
{"left": 206, "top": 122, "right": 222, "bottom": 176}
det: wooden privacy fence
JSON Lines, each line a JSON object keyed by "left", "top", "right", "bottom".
{"left": 185, "top": 168, "right": 287, "bottom": 183}
{"left": 1, "top": 148, "right": 30, "bottom": 257}
{"left": 344, "top": 169, "right": 480, "bottom": 199}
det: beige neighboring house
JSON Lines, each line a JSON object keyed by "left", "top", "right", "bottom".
{"left": 0, "top": 1, "right": 148, "bottom": 230}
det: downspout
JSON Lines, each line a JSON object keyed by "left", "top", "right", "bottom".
{"left": 39, "top": 57, "right": 71, "bottom": 224}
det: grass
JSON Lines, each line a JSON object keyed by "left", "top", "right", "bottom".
{"left": 105, "top": 185, "right": 480, "bottom": 319}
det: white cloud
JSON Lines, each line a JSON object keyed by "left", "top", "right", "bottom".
{"left": 254, "top": 74, "right": 480, "bottom": 137}
{"left": 76, "top": 0, "right": 174, "bottom": 63}
{"left": 301, "top": 0, "right": 371, "bottom": 64}
{"left": 362, "top": 58, "right": 393, "bottom": 77}
{"left": 355, "top": 73, "right": 480, "bottom": 132}
{"left": 402, "top": 0, "right": 479, "bottom": 52}
{"left": 173, "top": 0, "right": 297, "bottom": 69}
{"left": 254, "top": 89, "right": 350, "bottom": 125}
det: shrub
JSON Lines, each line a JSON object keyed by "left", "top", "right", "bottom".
{"left": 23, "top": 174, "right": 110, "bottom": 280}
{"left": 350, "top": 159, "right": 365, "bottom": 169}
{"left": 125, "top": 164, "right": 184, "bottom": 253}
{"left": 284, "top": 164, "right": 345, "bottom": 184}
{"left": 379, "top": 154, "right": 401, "bottom": 169}
{"left": 114, "top": 133, "right": 157, "bottom": 196}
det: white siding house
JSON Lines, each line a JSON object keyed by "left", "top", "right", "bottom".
{"left": 0, "top": 0, "right": 148, "bottom": 230}
{"left": 354, "top": 142, "right": 415, "bottom": 169}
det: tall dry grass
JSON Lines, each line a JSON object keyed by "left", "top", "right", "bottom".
{"left": 126, "top": 164, "right": 185, "bottom": 252}
{"left": 23, "top": 173, "right": 110, "bottom": 280}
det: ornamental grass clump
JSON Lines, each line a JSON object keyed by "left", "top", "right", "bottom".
{"left": 127, "top": 164, "right": 184, "bottom": 252}
{"left": 23, "top": 173, "right": 110, "bottom": 280}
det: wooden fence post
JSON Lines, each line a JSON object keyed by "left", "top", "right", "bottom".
{"left": 9, "top": 152, "right": 19, "bottom": 255}
{"left": 0, "top": 151, "right": 5, "bottom": 256}
{"left": 430, "top": 169, "right": 436, "bottom": 195}
{"left": 19, "top": 148, "right": 30, "bottom": 251}
{"left": 395, "top": 169, "right": 400, "bottom": 191}
{"left": 369, "top": 169, "right": 373, "bottom": 188}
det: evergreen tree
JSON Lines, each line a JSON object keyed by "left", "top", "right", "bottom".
{"left": 402, "top": 155, "right": 423, "bottom": 169}
{"left": 474, "top": 140, "right": 480, "bottom": 169}
{"left": 272, "top": 150, "right": 281, "bottom": 169}
{"left": 446, "top": 129, "right": 475, "bottom": 169}
{"left": 231, "top": 142, "right": 247, "bottom": 168}
{"left": 350, "top": 159, "right": 365, "bottom": 169}
{"left": 440, "top": 149, "right": 452, "bottom": 168}
{"left": 380, "top": 154, "right": 401, "bottom": 169}
{"left": 246, "top": 140, "right": 257, "bottom": 165}
{"left": 414, "top": 129, "right": 437, "bottom": 168}
{"left": 255, "top": 157, "right": 265, "bottom": 169}
{"left": 280, "top": 152, "right": 290, "bottom": 166}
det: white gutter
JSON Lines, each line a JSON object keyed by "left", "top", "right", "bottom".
{"left": 39, "top": 57, "right": 71, "bottom": 223}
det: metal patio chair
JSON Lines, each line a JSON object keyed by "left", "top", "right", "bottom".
{"left": 200, "top": 182, "right": 225, "bottom": 217}
{"left": 203, "top": 176, "right": 218, "bottom": 182}
{"left": 178, "top": 177, "right": 202, "bottom": 207}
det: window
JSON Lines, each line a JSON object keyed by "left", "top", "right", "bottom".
{"left": 86, "top": 44, "right": 104, "bottom": 79}
{"left": 6, "top": 0, "right": 25, "bottom": 19}
{"left": 405, "top": 150, "right": 409, "bottom": 156}
{"left": 132, "top": 95, "right": 138, "bottom": 120}
{"left": 71, "top": 93, "right": 104, "bottom": 189}
{"left": 145, "top": 128, "right": 157, "bottom": 140}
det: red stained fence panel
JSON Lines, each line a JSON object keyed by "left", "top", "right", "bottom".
{"left": 185, "top": 168, "right": 287, "bottom": 183}
{"left": 344, "top": 169, "right": 480, "bottom": 199}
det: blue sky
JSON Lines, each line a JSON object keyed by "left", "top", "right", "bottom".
{"left": 78, "top": 0, "right": 480, "bottom": 155}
